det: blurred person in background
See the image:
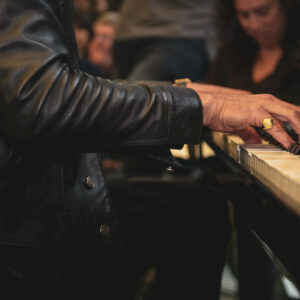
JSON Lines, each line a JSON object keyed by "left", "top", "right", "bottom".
{"left": 88, "top": 12, "right": 119, "bottom": 78}
{"left": 74, "top": 0, "right": 92, "bottom": 10}
{"left": 113, "top": 0, "right": 217, "bottom": 162}
{"left": 74, "top": 6, "right": 105, "bottom": 77}
{"left": 93, "top": 0, "right": 109, "bottom": 15}
{"left": 208, "top": 0, "right": 300, "bottom": 104}
{"left": 107, "top": 0, "right": 123, "bottom": 11}
{"left": 74, "top": 0, "right": 112, "bottom": 26}
{"left": 74, "top": 0, "right": 97, "bottom": 21}
{"left": 114, "top": 0, "right": 216, "bottom": 82}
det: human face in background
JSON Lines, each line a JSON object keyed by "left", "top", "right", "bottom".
{"left": 234, "top": 0, "right": 287, "bottom": 47}
{"left": 93, "top": 24, "right": 115, "bottom": 52}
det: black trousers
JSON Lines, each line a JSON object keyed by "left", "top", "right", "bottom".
{"left": 0, "top": 178, "right": 231, "bottom": 300}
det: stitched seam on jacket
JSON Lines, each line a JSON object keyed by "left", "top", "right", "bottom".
{"left": 160, "top": 87, "right": 171, "bottom": 143}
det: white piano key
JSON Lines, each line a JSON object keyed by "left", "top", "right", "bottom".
{"left": 211, "top": 132, "right": 300, "bottom": 216}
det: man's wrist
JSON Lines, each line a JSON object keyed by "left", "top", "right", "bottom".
{"left": 197, "top": 92, "right": 214, "bottom": 128}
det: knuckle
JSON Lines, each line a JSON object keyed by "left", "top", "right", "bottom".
{"left": 290, "top": 109, "right": 300, "bottom": 120}
{"left": 266, "top": 94, "right": 275, "bottom": 102}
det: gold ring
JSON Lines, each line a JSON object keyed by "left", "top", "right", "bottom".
{"left": 263, "top": 118, "right": 273, "bottom": 130}
{"left": 174, "top": 78, "right": 191, "bottom": 87}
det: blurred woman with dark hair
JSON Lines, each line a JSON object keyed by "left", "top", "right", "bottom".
{"left": 207, "top": 0, "right": 300, "bottom": 299}
{"left": 209, "top": 0, "right": 300, "bottom": 105}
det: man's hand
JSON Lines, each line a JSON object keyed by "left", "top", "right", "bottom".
{"left": 196, "top": 92, "right": 300, "bottom": 149}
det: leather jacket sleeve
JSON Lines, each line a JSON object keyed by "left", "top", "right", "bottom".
{"left": 0, "top": 0, "right": 203, "bottom": 150}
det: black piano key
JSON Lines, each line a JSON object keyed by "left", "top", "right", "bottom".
{"left": 270, "top": 137, "right": 281, "bottom": 147}
{"left": 288, "top": 143, "right": 296, "bottom": 152}
{"left": 254, "top": 123, "right": 300, "bottom": 151}
{"left": 274, "top": 141, "right": 282, "bottom": 147}
{"left": 291, "top": 144, "right": 300, "bottom": 155}
{"left": 288, "top": 144, "right": 298, "bottom": 153}
{"left": 292, "top": 144, "right": 299, "bottom": 153}
{"left": 254, "top": 127, "right": 267, "bottom": 139}
{"left": 294, "top": 145, "right": 300, "bottom": 155}
{"left": 283, "top": 122, "right": 298, "bottom": 141}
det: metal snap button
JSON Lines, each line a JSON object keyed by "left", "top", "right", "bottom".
{"left": 165, "top": 166, "right": 175, "bottom": 173}
{"left": 84, "top": 176, "right": 95, "bottom": 189}
{"left": 99, "top": 224, "right": 111, "bottom": 237}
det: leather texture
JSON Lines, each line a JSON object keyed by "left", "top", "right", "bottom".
{"left": 0, "top": 0, "right": 203, "bottom": 248}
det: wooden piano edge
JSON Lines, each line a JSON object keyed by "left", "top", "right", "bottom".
{"left": 204, "top": 133, "right": 300, "bottom": 218}
{"left": 203, "top": 132, "right": 300, "bottom": 289}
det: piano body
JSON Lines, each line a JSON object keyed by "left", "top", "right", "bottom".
{"left": 204, "top": 131, "right": 300, "bottom": 291}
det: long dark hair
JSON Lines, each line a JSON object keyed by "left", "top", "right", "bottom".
{"left": 214, "top": 0, "right": 300, "bottom": 60}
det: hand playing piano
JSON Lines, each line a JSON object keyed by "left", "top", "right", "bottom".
{"left": 192, "top": 91, "right": 300, "bottom": 149}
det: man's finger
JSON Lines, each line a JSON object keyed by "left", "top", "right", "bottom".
{"left": 266, "top": 119, "right": 295, "bottom": 149}
{"left": 262, "top": 99, "right": 300, "bottom": 136}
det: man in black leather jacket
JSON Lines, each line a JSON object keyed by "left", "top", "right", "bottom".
{"left": 0, "top": 0, "right": 299, "bottom": 299}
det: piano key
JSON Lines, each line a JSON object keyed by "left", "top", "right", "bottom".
{"left": 283, "top": 122, "right": 298, "bottom": 141}
{"left": 211, "top": 132, "right": 300, "bottom": 216}
{"left": 291, "top": 144, "right": 300, "bottom": 155}
{"left": 288, "top": 143, "right": 297, "bottom": 152}
{"left": 291, "top": 144, "right": 298, "bottom": 152}
{"left": 294, "top": 146, "right": 300, "bottom": 155}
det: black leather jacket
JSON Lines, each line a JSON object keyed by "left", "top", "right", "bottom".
{"left": 0, "top": 0, "right": 203, "bottom": 249}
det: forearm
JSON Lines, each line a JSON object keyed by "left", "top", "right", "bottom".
{"left": 0, "top": 0, "right": 203, "bottom": 150}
